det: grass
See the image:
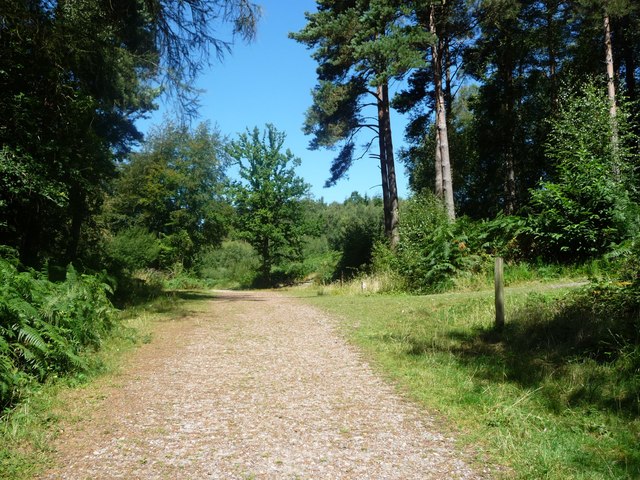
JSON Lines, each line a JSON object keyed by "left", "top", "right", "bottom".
{"left": 0, "top": 291, "right": 205, "bottom": 480}
{"left": 299, "top": 282, "right": 640, "bottom": 479}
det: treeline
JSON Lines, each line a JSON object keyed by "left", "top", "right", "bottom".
{"left": 0, "top": 0, "right": 260, "bottom": 270}
{"left": 2, "top": 0, "right": 639, "bottom": 283}
{"left": 291, "top": 0, "right": 640, "bottom": 250}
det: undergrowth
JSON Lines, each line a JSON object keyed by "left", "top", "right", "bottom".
{"left": 0, "top": 258, "right": 115, "bottom": 411}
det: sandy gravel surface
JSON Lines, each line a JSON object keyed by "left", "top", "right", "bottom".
{"left": 41, "top": 290, "right": 486, "bottom": 479}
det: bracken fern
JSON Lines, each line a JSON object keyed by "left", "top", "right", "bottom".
{"left": 0, "top": 256, "right": 116, "bottom": 411}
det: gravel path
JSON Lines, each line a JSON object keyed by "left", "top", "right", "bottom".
{"left": 41, "top": 290, "right": 486, "bottom": 479}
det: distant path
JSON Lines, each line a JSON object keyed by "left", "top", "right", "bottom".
{"left": 41, "top": 290, "right": 486, "bottom": 479}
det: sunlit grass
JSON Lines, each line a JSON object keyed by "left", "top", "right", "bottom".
{"left": 302, "top": 285, "right": 640, "bottom": 479}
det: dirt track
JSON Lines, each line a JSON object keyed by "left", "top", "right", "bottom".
{"left": 41, "top": 290, "right": 486, "bottom": 479}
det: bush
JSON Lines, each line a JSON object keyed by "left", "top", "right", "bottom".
{"left": 330, "top": 199, "right": 384, "bottom": 278}
{"left": 461, "top": 213, "right": 528, "bottom": 261}
{"left": 386, "top": 193, "right": 485, "bottom": 292}
{"left": 0, "top": 256, "right": 116, "bottom": 410}
{"left": 527, "top": 81, "right": 638, "bottom": 261}
{"left": 106, "top": 226, "right": 161, "bottom": 272}
{"left": 196, "top": 241, "right": 260, "bottom": 288}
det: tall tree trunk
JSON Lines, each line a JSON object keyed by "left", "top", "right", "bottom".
{"left": 430, "top": 2, "right": 455, "bottom": 221}
{"left": 377, "top": 112, "right": 391, "bottom": 240}
{"left": 501, "top": 54, "right": 517, "bottom": 215}
{"left": 604, "top": 9, "right": 620, "bottom": 177}
{"left": 377, "top": 83, "right": 400, "bottom": 249}
{"left": 434, "top": 129, "right": 443, "bottom": 199}
{"left": 604, "top": 10, "right": 617, "bottom": 120}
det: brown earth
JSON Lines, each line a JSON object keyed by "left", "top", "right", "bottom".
{"left": 40, "top": 290, "right": 488, "bottom": 479}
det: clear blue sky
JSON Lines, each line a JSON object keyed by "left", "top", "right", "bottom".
{"left": 136, "top": 0, "right": 411, "bottom": 204}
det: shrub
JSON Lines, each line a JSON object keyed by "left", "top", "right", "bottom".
{"left": 0, "top": 256, "right": 116, "bottom": 410}
{"left": 527, "top": 81, "right": 638, "bottom": 261}
{"left": 461, "top": 213, "right": 528, "bottom": 261}
{"left": 106, "top": 226, "right": 161, "bottom": 272}
{"left": 388, "top": 192, "right": 485, "bottom": 292}
{"left": 330, "top": 200, "right": 384, "bottom": 278}
{"left": 196, "top": 241, "right": 260, "bottom": 288}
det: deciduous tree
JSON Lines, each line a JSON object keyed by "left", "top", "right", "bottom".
{"left": 0, "top": 0, "right": 259, "bottom": 267}
{"left": 226, "top": 125, "right": 310, "bottom": 285}
{"left": 107, "top": 122, "right": 229, "bottom": 268}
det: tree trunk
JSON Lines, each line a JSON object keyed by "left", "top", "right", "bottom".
{"left": 501, "top": 56, "right": 517, "bottom": 215}
{"left": 430, "top": 2, "right": 455, "bottom": 221}
{"left": 604, "top": 11, "right": 617, "bottom": 121}
{"left": 604, "top": 9, "right": 620, "bottom": 178}
{"left": 434, "top": 128, "right": 443, "bottom": 199}
{"left": 377, "top": 83, "right": 400, "bottom": 249}
{"left": 377, "top": 116, "right": 391, "bottom": 239}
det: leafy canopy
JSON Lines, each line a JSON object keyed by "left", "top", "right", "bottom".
{"left": 227, "top": 125, "right": 310, "bottom": 284}
{"left": 107, "top": 122, "right": 229, "bottom": 268}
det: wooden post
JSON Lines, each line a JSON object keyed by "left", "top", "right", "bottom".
{"left": 494, "top": 257, "right": 505, "bottom": 330}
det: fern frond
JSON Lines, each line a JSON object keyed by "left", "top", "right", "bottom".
{"left": 17, "top": 325, "right": 48, "bottom": 353}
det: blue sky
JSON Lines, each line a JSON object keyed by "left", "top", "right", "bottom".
{"left": 136, "top": 0, "right": 411, "bottom": 204}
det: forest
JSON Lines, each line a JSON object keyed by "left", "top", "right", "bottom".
{"left": 0, "top": 0, "right": 639, "bottom": 476}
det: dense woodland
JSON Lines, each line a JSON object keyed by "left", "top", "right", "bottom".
{"left": 1, "top": 0, "right": 639, "bottom": 447}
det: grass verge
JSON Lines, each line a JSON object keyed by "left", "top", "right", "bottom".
{"left": 300, "top": 283, "right": 639, "bottom": 479}
{"left": 0, "top": 291, "right": 201, "bottom": 480}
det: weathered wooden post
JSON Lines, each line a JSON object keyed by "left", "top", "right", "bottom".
{"left": 494, "top": 257, "right": 505, "bottom": 330}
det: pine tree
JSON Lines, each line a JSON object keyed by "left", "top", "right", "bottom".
{"left": 291, "top": 0, "right": 429, "bottom": 248}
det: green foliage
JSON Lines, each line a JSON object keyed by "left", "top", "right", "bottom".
{"left": 0, "top": 0, "right": 155, "bottom": 266}
{"left": 381, "top": 193, "right": 485, "bottom": 292}
{"left": 457, "top": 213, "right": 528, "bottom": 261}
{"left": 107, "top": 122, "right": 229, "bottom": 269}
{"left": 106, "top": 226, "right": 161, "bottom": 272}
{"left": 326, "top": 195, "right": 385, "bottom": 278}
{"left": 227, "top": 124, "right": 310, "bottom": 286}
{"left": 528, "top": 82, "right": 638, "bottom": 261}
{"left": 0, "top": 256, "right": 116, "bottom": 411}
{"left": 0, "top": 0, "right": 259, "bottom": 268}
{"left": 197, "top": 241, "right": 260, "bottom": 288}
{"left": 110, "top": 269, "right": 166, "bottom": 307}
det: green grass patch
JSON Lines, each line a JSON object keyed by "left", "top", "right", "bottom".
{"left": 301, "top": 284, "right": 640, "bottom": 479}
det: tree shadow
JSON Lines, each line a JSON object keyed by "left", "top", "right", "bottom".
{"left": 208, "top": 291, "right": 268, "bottom": 303}
{"left": 432, "top": 289, "right": 640, "bottom": 417}
{"left": 172, "top": 290, "right": 218, "bottom": 301}
{"left": 391, "top": 292, "right": 640, "bottom": 474}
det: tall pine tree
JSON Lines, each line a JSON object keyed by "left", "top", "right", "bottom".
{"left": 291, "top": 0, "right": 429, "bottom": 248}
